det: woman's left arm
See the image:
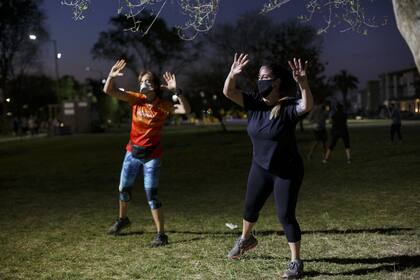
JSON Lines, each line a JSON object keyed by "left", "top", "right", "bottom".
{"left": 288, "top": 58, "right": 314, "bottom": 114}
{"left": 173, "top": 93, "right": 191, "bottom": 115}
{"left": 163, "top": 72, "right": 191, "bottom": 115}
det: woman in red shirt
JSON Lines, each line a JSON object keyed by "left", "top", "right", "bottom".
{"left": 103, "top": 59, "right": 190, "bottom": 247}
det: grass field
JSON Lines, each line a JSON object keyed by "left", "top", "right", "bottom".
{"left": 0, "top": 124, "right": 419, "bottom": 279}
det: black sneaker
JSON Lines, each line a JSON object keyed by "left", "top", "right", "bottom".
{"left": 150, "top": 233, "right": 168, "bottom": 247}
{"left": 107, "top": 217, "right": 131, "bottom": 235}
{"left": 282, "top": 259, "right": 304, "bottom": 279}
{"left": 227, "top": 235, "right": 258, "bottom": 260}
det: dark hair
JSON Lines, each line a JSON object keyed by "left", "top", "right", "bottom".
{"left": 261, "top": 62, "right": 296, "bottom": 96}
{"left": 138, "top": 70, "right": 163, "bottom": 98}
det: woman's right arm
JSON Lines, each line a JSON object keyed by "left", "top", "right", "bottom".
{"left": 103, "top": 59, "right": 130, "bottom": 102}
{"left": 222, "top": 53, "right": 249, "bottom": 107}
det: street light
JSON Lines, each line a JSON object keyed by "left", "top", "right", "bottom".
{"left": 29, "top": 34, "right": 61, "bottom": 123}
{"left": 29, "top": 34, "right": 60, "bottom": 82}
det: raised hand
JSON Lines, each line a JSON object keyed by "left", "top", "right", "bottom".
{"left": 109, "top": 59, "right": 126, "bottom": 78}
{"left": 288, "top": 58, "right": 308, "bottom": 86}
{"left": 162, "top": 72, "right": 177, "bottom": 92}
{"left": 230, "top": 53, "right": 249, "bottom": 77}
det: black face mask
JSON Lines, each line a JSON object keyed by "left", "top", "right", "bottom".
{"left": 257, "top": 79, "right": 274, "bottom": 98}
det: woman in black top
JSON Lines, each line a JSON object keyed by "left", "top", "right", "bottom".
{"left": 223, "top": 53, "right": 313, "bottom": 279}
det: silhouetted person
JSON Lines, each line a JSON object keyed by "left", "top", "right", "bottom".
{"left": 323, "top": 103, "right": 352, "bottom": 164}
{"left": 388, "top": 103, "right": 402, "bottom": 143}
{"left": 12, "top": 117, "right": 20, "bottom": 136}
{"left": 28, "top": 116, "right": 36, "bottom": 136}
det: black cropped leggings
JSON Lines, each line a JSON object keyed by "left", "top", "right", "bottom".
{"left": 243, "top": 161, "right": 303, "bottom": 243}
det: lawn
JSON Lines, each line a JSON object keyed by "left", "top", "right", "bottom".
{"left": 0, "top": 124, "right": 419, "bottom": 279}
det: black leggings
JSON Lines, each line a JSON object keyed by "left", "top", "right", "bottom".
{"left": 391, "top": 124, "right": 402, "bottom": 142}
{"left": 329, "top": 129, "right": 350, "bottom": 150}
{"left": 243, "top": 161, "right": 303, "bottom": 243}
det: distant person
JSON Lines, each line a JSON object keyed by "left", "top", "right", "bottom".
{"left": 103, "top": 59, "right": 190, "bottom": 247}
{"left": 388, "top": 103, "right": 402, "bottom": 143}
{"left": 51, "top": 118, "right": 59, "bottom": 135}
{"left": 28, "top": 116, "right": 35, "bottom": 136}
{"left": 12, "top": 117, "right": 20, "bottom": 136}
{"left": 307, "top": 103, "right": 327, "bottom": 160}
{"left": 323, "top": 103, "right": 352, "bottom": 164}
{"left": 223, "top": 54, "right": 313, "bottom": 279}
{"left": 21, "top": 117, "right": 28, "bottom": 135}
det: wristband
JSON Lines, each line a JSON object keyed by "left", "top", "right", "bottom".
{"left": 173, "top": 88, "right": 183, "bottom": 96}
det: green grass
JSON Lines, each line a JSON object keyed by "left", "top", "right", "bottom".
{"left": 0, "top": 124, "right": 419, "bottom": 279}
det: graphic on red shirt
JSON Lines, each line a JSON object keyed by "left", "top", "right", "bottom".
{"left": 125, "top": 91, "right": 173, "bottom": 158}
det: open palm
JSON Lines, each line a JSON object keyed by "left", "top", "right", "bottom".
{"left": 230, "top": 53, "right": 249, "bottom": 76}
{"left": 163, "top": 72, "right": 177, "bottom": 91}
{"left": 288, "top": 58, "right": 308, "bottom": 85}
{"left": 109, "top": 59, "right": 126, "bottom": 78}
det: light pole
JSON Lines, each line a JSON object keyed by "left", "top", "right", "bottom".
{"left": 29, "top": 34, "right": 61, "bottom": 122}
{"left": 29, "top": 34, "right": 61, "bottom": 87}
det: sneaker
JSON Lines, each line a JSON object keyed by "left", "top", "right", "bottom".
{"left": 150, "top": 233, "right": 168, "bottom": 247}
{"left": 282, "top": 259, "right": 304, "bottom": 279}
{"left": 322, "top": 159, "right": 328, "bottom": 164}
{"left": 347, "top": 159, "right": 352, "bottom": 164}
{"left": 107, "top": 217, "right": 131, "bottom": 235}
{"left": 227, "top": 235, "right": 258, "bottom": 260}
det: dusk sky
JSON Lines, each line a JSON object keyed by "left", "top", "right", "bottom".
{"left": 39, "top": 0, "right": 415, "bottom": 90}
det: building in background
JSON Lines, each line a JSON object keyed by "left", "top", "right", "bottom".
{"left": 48, "top": 100, "right": 92, "bottom": 134}
{"left": 361, "top": 80, "right": 381, "bottom": 115}
{"left": 379, "top": 67, "right": 420, "bottom": 115}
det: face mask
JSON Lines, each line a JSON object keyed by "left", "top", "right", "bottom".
{"left": 140, "top": 82, "right": 153, "bottom": 93}
{"left": 257, "top": 79, "right": 274, "bottom": 98}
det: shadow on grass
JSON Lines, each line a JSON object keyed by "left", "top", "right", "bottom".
{"left": 117, "top": 231, "right": 207, "bottom": 245}
{"left": 161, "top": 227, "right": 412, "bottom": 237}
{"left": 169, "top": 236, "right": 205, "bottom": 245}
{"left": 117, "top": 227, "right": 412, "bottom": 240}
{"left": 305, "top": 255, "right": 420, "bottom": 277}
{"left": 118, "top": 231, "right": 144, "bottom": 236}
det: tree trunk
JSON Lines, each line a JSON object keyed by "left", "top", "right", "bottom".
{"left": 392, "top": 0, "right": 420, "bottom": 74}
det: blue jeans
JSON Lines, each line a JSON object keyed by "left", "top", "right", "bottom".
{"left": 118, "top": 151, "right": 162, "bottom": 209}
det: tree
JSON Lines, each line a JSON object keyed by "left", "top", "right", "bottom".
{"left": 63, "top": 0, "right": 420, "bottom": 74}
{"left": 91, "top": 12, "right": 199, "bottom": 76}
{"left": 392, "top": 0, "right": 420, "bottom": 74}
{"left": 209, "top": 14, "right": 326, "bottom": 95}
{"left": 85, "top": 78, "right": 123, "bottom": 128}
{"left": 58, "top": 75, "right": 81, "bottom": 101}
{"left": 0, "top": 0, "right": 48, "bottom": 127}
{"left": 183, "top": 13, "right": 329, "bottom": 132}
{"left": 187, "top": 13, "right": 327, "bottom": 105}
{"left": 331, "top": 70, "right": 359, "bottom": 110}
{"left": 7, "top": 75, "right": 57, "bottom": 118}
{"left": 186, "top": 66, "right": 231, "bottom": 131}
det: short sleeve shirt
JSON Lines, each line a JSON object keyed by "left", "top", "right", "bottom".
{"left": 331, "top": 110, "right": 348, "bottom": 132}
{"left": 243, "top": 92, "right": 305, "bottom": 172}
{"left": 125, "top": 91, "right": 174, "bottom": 158}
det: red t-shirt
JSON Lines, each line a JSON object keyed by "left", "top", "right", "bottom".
{"left": 125, "top": 91, "right": 173, "bottom": 158}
